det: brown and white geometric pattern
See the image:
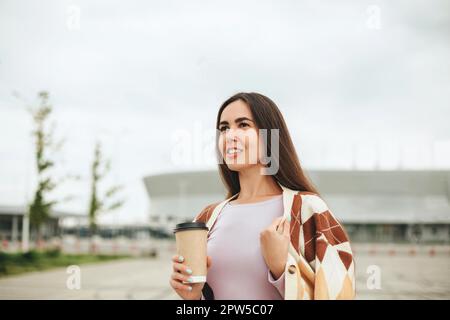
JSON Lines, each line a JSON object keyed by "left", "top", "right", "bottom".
{"left": 291, "top": 192, "right": 355, "bottom": 299}
{"left": 194, "top": 192, "right": 356, "bottom": 300}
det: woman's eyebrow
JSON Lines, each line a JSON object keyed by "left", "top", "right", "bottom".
{"left": 235, "top": 117, "right": 254, "bottom": 123}
{"left": 219, "top": 117, "right": 254, "bottom": 126}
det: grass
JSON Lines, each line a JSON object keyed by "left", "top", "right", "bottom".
{"left": 0, "top": 249, "right": 129, "bottom": 277}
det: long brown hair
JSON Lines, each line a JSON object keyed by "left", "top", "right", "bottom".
{"left": 216, "top": 92, "right": 320, "bottom": 198}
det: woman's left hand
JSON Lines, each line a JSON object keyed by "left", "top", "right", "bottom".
{"left": 260, "top": 216, "right": 290, "bottom": 280}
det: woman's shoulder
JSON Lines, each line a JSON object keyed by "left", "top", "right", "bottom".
{"left": 293, "top": 191, "right": 346, "bottom": 228}
{"left": 293, "top": 192, "right": 352, "bottom": 260}
{"left": 295, "top": 191, "right": 349, "bottom": 240}
{"left": 295, "top": 191, "right": 330, "bottom": 213}
{"left": 193, "top": 201, "right": 222, "bottom": 223}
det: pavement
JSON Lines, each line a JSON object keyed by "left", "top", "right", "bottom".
{"left": 0, "top": 243, "right": 449, "bottom": 300}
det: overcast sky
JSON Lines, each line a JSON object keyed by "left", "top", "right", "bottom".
{"left": 1, "top": 0, "right": 449, "bottom": 224}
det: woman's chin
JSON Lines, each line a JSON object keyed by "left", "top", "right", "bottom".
{"left": 225, "top": 162, "right": 256, "bottom": 172}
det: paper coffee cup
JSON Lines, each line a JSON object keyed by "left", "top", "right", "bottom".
{"left": 173, "top": 222, "right": 209, "bottom": 283}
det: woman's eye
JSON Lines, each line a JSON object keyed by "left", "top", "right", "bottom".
{"left": 219, "top": 126, "right": 229, "bottom": 132}
{"left": 239, "top": 123, "right": 249, "bottom": 128}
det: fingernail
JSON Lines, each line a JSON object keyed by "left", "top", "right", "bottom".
{"left": 178, "top": 256, "right": 184, "bottom": 262}
{"left": 187, "top": 286, "right": 192, "bottom": 291}
{"left": 186, "top": 268, "right": 193, "bottom": 274}
{"left": 287, "top": 215, "right": 291, "bottom": 222}
{"left": 187, "top": 277, "right": 194, "bottom": 283}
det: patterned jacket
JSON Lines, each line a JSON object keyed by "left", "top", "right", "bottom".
{"left": 193, "top": 184, "right": 356, "bottom": 300}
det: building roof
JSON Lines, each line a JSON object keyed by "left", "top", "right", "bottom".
{"left": 322, "top": 194, "right": 450, "bottom": 223}
{"left": 143, "top": 170, "right": 225, "bottom": 197}
{"left": 143, "top": 169, "right": 450, "bottom": 224}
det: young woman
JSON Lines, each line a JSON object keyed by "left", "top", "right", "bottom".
{"left": 169, "top": 92, "right": 355, "bottom": 300}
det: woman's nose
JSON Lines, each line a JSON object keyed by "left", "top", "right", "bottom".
{"left": 225, "top": 129, "right": 239, "bottom": 144}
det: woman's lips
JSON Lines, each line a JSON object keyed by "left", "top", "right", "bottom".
{"left": 225, "top": 147, "right": 243, "bottom": 159}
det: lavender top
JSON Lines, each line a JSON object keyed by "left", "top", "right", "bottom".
{"left": 204, "top": 194, "right": 285, "bottom": 300}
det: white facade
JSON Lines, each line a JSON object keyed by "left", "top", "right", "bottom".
{"left": 143, "top": 169, "right": 450, "bottom": 242}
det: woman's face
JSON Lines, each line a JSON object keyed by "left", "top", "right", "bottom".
{"left": 218, "top": 100, "right": 263, "bottom": 171}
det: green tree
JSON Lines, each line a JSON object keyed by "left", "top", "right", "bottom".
{"left": 28, "top": 91, "right": 70, "bottom": 243}
{"left": 88, "top": 141, "right": 124, "bottom": 239}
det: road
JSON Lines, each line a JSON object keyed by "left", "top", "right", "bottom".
{"left": 0, "top": 244, "right": 449, "bottom": 299}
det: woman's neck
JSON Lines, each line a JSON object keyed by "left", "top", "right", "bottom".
{"left": 237, "top": 165, "right": 282, "bottom": 200}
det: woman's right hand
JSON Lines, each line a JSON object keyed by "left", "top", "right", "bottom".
{"left": 170, "top": 254, "right": 212, "bottom": 300}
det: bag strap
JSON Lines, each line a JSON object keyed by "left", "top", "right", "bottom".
{"left": 193, "top": 193, "right": 239, "bottom": 231}
{"left": 207, "top": 193, "right": 239, "bottom": 230}
{"left": 197, "top": 193, "right": 238, "bottom": 301}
